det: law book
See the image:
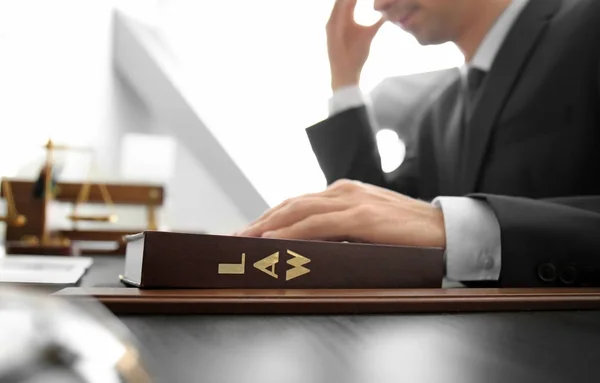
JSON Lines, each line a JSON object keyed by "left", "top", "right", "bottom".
{"left": 120, "top": 231, "right": 445, "bottom": 289}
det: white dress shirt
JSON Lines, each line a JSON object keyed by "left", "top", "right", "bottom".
{"left": 327, "top": 0, "right": 530, "bottom": 284}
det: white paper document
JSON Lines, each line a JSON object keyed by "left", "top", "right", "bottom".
{"left": 0, "top": 256, "right": 94, "bottom": 285}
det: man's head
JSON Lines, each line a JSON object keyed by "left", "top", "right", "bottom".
{"left": 373, "top": 0, "right": 510, "bottom": 46}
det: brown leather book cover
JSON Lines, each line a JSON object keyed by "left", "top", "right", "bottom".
{"left": 55, "top": 287, "right": 600, "bottom": 314}
{"left": 121, "top": 231, "right": 445, "bottom": 289}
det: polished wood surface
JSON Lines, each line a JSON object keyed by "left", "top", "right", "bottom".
{"left": 57, "top": 286, "right": 600, "bottom": 314}
{"left": 74, "top": 256, "right": 600, "bottom": 383}
{"left": 122, "top": 309, "right": 600, "bottom": 383}
{"left": 6, "top": 240, "right": 75, "bottom": 256}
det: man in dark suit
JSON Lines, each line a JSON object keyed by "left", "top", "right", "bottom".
{"left": 237, "top": 0, "right": 600, "bottom": 288}
{"left": 311, "top": 0, "right": 600, "bottom": 200}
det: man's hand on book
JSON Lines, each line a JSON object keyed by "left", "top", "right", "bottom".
{"left": 237, "top": 179, "right": 447, "bottom": 249}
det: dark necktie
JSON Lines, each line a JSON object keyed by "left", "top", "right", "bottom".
{"left": 463, "top": 67, "right": 486, "bottom": 123}
{"left": 448, "top": 67, "right": 486, "bottom": 192}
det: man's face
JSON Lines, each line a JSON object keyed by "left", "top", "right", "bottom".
{"left": 374, "top": 0, "right": 470, "bottom": 45}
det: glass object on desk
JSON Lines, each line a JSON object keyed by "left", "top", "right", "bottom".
{"left": 0, "top": 287, "right": 154, "bottom": 382}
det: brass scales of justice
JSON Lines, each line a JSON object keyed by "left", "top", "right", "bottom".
{"left": 0, "top": 139, "right": 165, "bottom": 256}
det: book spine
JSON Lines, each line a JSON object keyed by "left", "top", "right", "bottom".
{"left": 139, "top": 232, "right": 445, "bottom": 289}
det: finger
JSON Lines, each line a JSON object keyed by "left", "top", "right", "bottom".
{"left": 326, "top": 179, "right": 403, "bottom": 204}
{"left": 328, "top": 0, "right": 345, "bottom": 22}
{"left": 323, "top": 181, "right": 402, "bottom": 210}
{"left": 356, "top": 181, "right": 414, "bottom": 203}
{"left": 330, "top": 0, "right": 357, "bottom": 31}
{"left": 243, "top": 183, "right": 348, "bottom": 232}
{"left": 363, "top": 183, "right": 405, "bottom": 202}
{"left": 321, "top": 182, "right": 420, "bottom": 220}
{"left": 241, "top": 196, "right": 348, "bottom": 237}
{"left": 239, "top": 197, "right": 349, "bottom": 237}
{"left": 368, "top": 17, "right": 386, "bottom": 36}
{"left": 242, "top": 191, "right": 327, "bottom": 233}
{"left": 262, "top": 210, "right": 356, "bottom": 241}
{"left": 329, "top": 181, "right": 427, "bottom": 217}
{"left": 323, "top": 179, "right": 364, "bottom": 196}
{"left": 359, "top": 185, "right": 428, "bottom": 217}
{"left": 328, "top": 0, "right": 350, "bottom": 28}
{"left": 340, "top": 0, "right": 358, "bottom": 21}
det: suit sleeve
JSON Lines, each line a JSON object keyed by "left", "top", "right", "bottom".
{"left": 305, "top": 105, "right": 420, "bottom": 198}
{"left": 597, "top": 54, "right": 600, "bottom": 99}
{"left": 471, "top": 194, "right": 600, "bottom": 287}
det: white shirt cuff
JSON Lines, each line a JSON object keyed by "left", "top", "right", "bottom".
{"left": 432, "top": 196, "right": 502, "bottom": 282}
{"left": 328, "top": 85, "right": 367, "bottom": 116}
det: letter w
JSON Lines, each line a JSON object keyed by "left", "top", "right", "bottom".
{"left": 286, "top": 250, "right": 311, "bottom": 281}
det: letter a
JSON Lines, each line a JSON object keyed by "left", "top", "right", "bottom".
{"left": 286, "top": 250, "right": 311, "bottom": 281}
{"left": 253, "top": 251, "right": 279, "bottom": 279}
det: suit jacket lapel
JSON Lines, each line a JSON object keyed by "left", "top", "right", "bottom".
{"left": 460, "top": 0, "right": 562, "bottom": 194}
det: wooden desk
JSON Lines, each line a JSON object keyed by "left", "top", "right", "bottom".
{"left": 73, "top": 256, "right": 600, "bottom": 383}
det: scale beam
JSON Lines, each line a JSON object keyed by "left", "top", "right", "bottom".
{"left": 66, "top": 214, "right": 118, "bottom": 223}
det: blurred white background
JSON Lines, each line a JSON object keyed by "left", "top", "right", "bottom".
{"left": 153, "top": 0, "right": 463, "bottom": 204}
{"left": 0, "top": 0, "right": 463, "bottom": 236}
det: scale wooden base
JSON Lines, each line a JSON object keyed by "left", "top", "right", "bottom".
{"left": 5, "top": 240, "right": 78, "bottom": 256}
{"left": 5, "top": 229, "right": 134, "bottom": 256}
{"left": 5, "top": 240, "right": 128, "bottom": 256}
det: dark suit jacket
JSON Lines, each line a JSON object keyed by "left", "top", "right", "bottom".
{"left": 305, "top": 0, "right": 600, "bottom": 287}
{"left": 471, "top": 195, "right": 600, "bottom": 287}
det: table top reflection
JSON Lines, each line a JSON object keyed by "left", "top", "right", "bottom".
{"left": 81, "top": 256, "right": 600, "bottom": 383}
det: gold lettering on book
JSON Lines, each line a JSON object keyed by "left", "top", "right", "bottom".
{"left": 217, "top": 250, "right": 311, "bottom": 280}
{"left": 218, "top": 253, "right": 246, "bottom": 274}
{"left": 253, "top": 251, "right": 279, "bottom": 279}
{"left": 286, "top": 250, "right": 311, "bottom": 281}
